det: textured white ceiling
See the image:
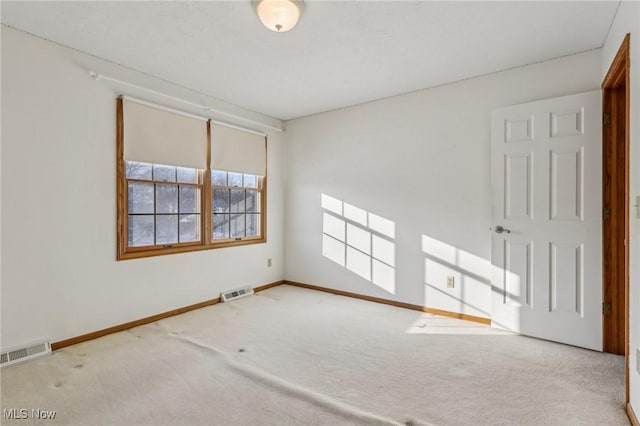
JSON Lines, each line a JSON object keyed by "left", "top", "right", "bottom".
{"left": 1, "top": 1, "right": 619, "bottom": 120}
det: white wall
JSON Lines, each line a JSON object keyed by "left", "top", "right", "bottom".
{"left": 602, "top": 0, "right": 640, "bottom": 415}
{"left": 0, "top": 27, "right": 285, "bottom": 349}
{"left": 284, "top": 50, "right": 602, "bottom": 319}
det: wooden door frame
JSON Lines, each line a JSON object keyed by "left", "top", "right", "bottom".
{"left": 601, "top": 33, "right": 630, "bottom": 404}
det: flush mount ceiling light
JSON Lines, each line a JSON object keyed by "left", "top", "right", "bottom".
{"left": 257, "top": 0, "right": 302, "bottom": 32}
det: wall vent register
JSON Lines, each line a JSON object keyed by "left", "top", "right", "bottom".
{"left": 221, "top": 287, "right": 254, "bottom": 302}
{"left": 0, "top": 341, "right": 51, "bottom": 368}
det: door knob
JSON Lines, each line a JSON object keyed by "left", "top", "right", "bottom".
{"left": 494, "top": 226, "right": 511, "bottom": 234}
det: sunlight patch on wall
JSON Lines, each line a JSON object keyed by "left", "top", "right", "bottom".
{"left": 421, "top": 234, "right": 524, "bottom": 329}
{"left": 421, "top": 234, "right": 492, "bottom": 318}
{"left": 422, "top": 235, "right": 492, "bottom": 283}
{"left": 321, "top": 194, "right": 396, "bottom": 294}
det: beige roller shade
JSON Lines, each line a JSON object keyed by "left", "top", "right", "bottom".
{"left": 211, "top": 124, "right": 266, "bottom": 176}
{"left": 123, "top": 99, "right": 207, "bottom": 169}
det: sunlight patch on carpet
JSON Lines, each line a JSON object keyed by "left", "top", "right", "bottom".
{"left": 406, "top": 313, "right": 515, "bottom": 335}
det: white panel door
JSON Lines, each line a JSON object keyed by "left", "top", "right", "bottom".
{"left": 491, "top": 90, "right": 602, "bottom": 350}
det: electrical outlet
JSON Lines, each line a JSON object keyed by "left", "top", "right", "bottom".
{"left": 446, "top": 276, "right": 455, "bottom": 288}
{"left": 267, "top": 258, "right": 272, "bottom": 267}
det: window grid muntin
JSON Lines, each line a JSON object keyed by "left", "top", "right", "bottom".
{"left": 211, "top": 169, "right": 262, "bottom": 241}
{"left": 126, "top": 161, "right": 202, "bottom": 248}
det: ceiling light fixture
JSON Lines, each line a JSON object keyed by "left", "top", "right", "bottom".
{"left": 257, "top": 0, "right": 302, "bottom": 33}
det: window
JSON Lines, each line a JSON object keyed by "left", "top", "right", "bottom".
{"left": 211, "top": 170, "right": 263, "bottom": 241}
{"left": 117, "top": 98, "right": 267, "bottom": 260}
{"left": 126, "top": 161, "right": 201, "bottom": 249}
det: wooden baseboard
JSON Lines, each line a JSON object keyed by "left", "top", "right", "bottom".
{"left": 284, "top": 280, "right": 491, "bottom": 325}
{"left": 254, "top": 280, "right": 284, "bottom": 292}
{"left": 628, "top": 402, "right": 640, "bottom": 426}
{"left": 421, "top": 306, "right": 491, "bottom": 325}
{"left": 51, "top": 280, "right": 284, "bottom": 351}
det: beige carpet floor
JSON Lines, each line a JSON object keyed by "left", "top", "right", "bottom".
{"left": 0, "top": 285, "right": 628, "bottom": 425}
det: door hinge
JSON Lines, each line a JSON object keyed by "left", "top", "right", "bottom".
{"left": 603, "top": 302, "right": 612, "bottom": 315}
{"left": 603, "top": 112, "right": 611, "bottom": 125}
{"left": 603, "top": 206, "right": 611, "bottom": 220}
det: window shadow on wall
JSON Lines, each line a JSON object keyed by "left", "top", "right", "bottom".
{"left": 321, "top": 194, "right": 396, "bottom": 295}
{"left": 422, "top": 234, "right": 522, "bottom": 331}
{"left": 422, "top": 234, "right": 493, "bottom": 318}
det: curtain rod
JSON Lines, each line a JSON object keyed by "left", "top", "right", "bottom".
{"left": 121, "top": 96, "right": 267, "bottom": 137}
{"left": 122, "top": 95, "right": 209, "bottom": 122}
{"left": 89, "top": 71, "right": 284, "bottom": 133}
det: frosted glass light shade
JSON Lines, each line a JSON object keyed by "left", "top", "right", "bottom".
{"left": 257, "top": 0, "right": 300, "bottom": 32}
